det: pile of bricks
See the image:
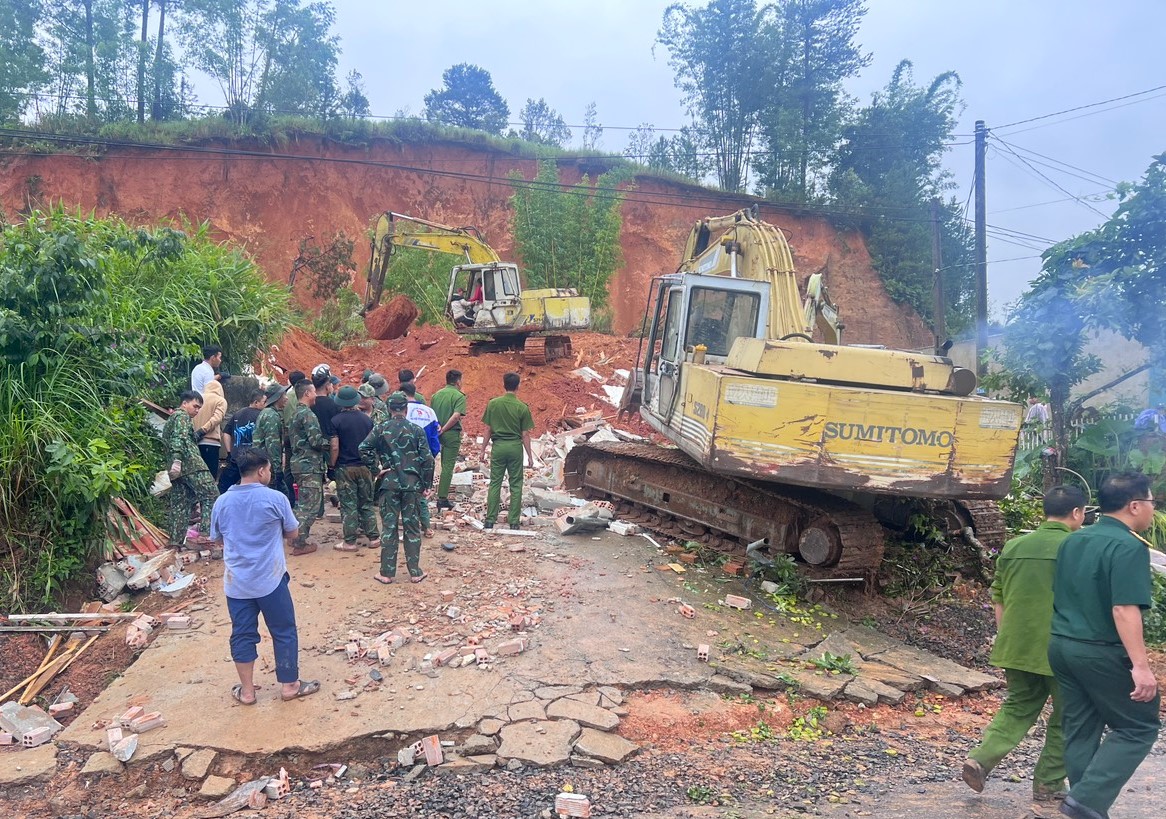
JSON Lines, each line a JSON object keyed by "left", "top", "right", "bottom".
{"left": 0, "top": 701, "right": 65, "bottom": 749}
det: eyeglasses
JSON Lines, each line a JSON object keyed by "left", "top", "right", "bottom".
{"left": 1130, "top": 497, "right": 1161, "bottom": 508}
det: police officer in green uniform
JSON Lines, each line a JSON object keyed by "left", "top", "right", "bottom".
{"left": 431, "top": 369, "right": 467, "bottom": 510}
{"left": 963, "top": 486, "right": 1087, "bottom": 800}
{"left": 286, "top": 379, "right": 333, "bottom": 556}
{"left": 480, "top": 372, "right": 534, "bottom": 529}
{"left": 1048, "top": 472, "right": 1161, "bottom": 819}
{"left": 360, "top": 391, "right": 434, "bottom": 584}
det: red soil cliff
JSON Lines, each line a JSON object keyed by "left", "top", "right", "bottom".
{"left": 0, "top": 135, "right": 930, "bottom": 347}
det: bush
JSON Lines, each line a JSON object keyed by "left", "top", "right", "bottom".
{"left": 0, "top": 208, "right": 289, "bottom": 609}
{"left": 312, "top": 288, "right": 368, "bottom": 350}
{"left": 1146, "top": 570, "right": 1166, "bottom": 647}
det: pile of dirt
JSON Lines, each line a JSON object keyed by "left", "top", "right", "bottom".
{"left": 268, "top": 324, "right": 651, "bottom": 439}
{"left": 364, "top": 295, "right": 419, "bottom": 340}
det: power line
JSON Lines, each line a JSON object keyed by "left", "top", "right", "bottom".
{"left": 0, "top": 128, "right": 966, "bottom": 225}
{"left": 991, "top": 192, "right": 1110, "bottom": 215}
{"left": 990, "top": 135, "right": 1110, "bottom": 220}
{"left": 993, "top": 84, "right": 1166, "bottom": 131}
{"left": 1000, "top": 140, "right": 1118, "bottom": 186}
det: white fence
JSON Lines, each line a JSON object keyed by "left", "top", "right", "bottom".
{"left": 1017, "top": 412, "right": 1138, "bottom": 452}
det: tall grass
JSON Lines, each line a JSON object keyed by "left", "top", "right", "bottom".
{"left": 0, "top": 208, "right": 289, "bottom": 609}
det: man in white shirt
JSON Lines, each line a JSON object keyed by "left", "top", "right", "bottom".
{"left": 191, "top": 345, "right": 223, "bottom": 395}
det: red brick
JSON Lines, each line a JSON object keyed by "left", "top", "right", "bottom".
{"left": 129, "top": 712, "right": 166, "bottom": 733}
{"left": 48, "top": 701, "right": 74, "bottom": 716}
{"left": 118, "top": 706, "right": 144, "bottom": 727}
{"left": 723, "top": 594, "right": 751, "bottom": 610}
{"left": 496, "top": 638, "right": 526, "bottom": 656}
{"left": 555, "top": 792, "right": 592, "bottom": 817}
{"left": 0, "top": 732, "right": 13, "bottom": 746}
{"left": 421, "top": 734, "right": 444, "bottom": 766}
{"left": 434, "top": 648, "right": 459, "bottom": 667}
{"left": 22, "top": 726, "right": 53, "bottom": 747}
{"left": 677, "top": 604, "right": 696, "bottom": 619}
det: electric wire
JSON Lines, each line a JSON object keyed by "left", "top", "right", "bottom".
{"left": 992, "top": 84, "right": 1166, "bottom": 132}
{"left": 989, "top": 135, "right": 1110, "bottom": 220}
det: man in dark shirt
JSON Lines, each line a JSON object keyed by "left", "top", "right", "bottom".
{"left": 310, "top": 364, "right": 340, "bottom": 519}
{"left": 331, "top": 386, "right": 379, "bottom": 551}
{"left": 219, "top": 389, "right": 267, "bottom": 493}
{"left": 1048, "top": 472, "right": 1161, "bottom": 819}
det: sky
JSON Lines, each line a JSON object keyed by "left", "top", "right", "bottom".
{"left": 299, "top": 0, "right": 1166, "bottom": 319}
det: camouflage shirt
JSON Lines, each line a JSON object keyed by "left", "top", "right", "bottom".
{"left": 288, "top": 402, "right": 328, "bottom": 475}
{"left": 162, "top": 410, "right": 209, "bottom": 477}
{"left": 370, "top": 397, "right": 390, "bottom": 425}
{"left": 254, "top": 406, "right": 285, "bottom": 471}
{"left": 360, "top": 416, "right": 435, "bottom": 493}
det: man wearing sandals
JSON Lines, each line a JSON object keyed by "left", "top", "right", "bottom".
{"left": 360, "top": 391, "right": 434, "bottom": 585}
{"left": 211, "top": 449, "right": 320, "bottom": 705}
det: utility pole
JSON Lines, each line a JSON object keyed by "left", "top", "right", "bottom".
{"left": 974, "top": 120, "right": 988, "bottom": 377}
{"left": 930, "top": 197, "right": 946, "bottom": 352}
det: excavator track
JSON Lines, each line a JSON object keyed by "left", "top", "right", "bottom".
{"left": 563, "top": 442, "right": 886, "bottom": 579}
{"left": 522, "top": 335, "right": 574, "bottom": 366}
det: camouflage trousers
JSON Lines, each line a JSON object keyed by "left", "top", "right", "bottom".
{"left": 378, "top": 489, "right": 423, "bottom": 578}
{"left": 335, "top": 465, "right": 379, "bottom": 544}
{"left": 166, "top": 471, "right": 219, "bottom": 546}
{"left": 292, "top": 472, "right": 323, "bottom": 545}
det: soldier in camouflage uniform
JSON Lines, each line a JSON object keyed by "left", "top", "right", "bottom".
{"left": 287, "top": 380, "right": 333, "bottom": 556}
{"left": 254, "top": 382, "right": 292, "bottom": 504}
{"left": 162, "top": 390, "right": 220, "bottom": 547}
{"left": 366, "top": 373, "right": 391, "bottom": 424}
{"left": 360, "top": 391, "right": 434, "bottom": 584}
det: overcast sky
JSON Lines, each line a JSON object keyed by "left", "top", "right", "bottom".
{"left": 317, "top": 0, "right": 1165, "bottom": 319}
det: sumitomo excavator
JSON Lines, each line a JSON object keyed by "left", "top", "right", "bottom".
{"left": 363, "top": 211, "right": 590, "bottom": 364}
{"left": 564, "top": 207, "right": 1023, "bottom": 578}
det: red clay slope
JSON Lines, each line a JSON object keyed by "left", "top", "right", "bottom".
{"left": 0, "top": 135, "right": 930, "bottom": 347}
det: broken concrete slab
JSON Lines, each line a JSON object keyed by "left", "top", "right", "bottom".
{"left": 535, "top": 685, "right": 584, "bottom": 700}
{"left": 508, "top": 700, "right": 547, "bottom": 722}
{"left": 496, "top": 719, "right": 581, "bottom": 767}
{"left": 874, "top": 646, "right": 999, "bottom": 693}
{"left": 435, "top": 756, "right": 494, "bottom": 775}
{"left": 572, "top": 727, "right": 639, "bottom": 764}
{"left": 800, "top": 631, "right": 860, "bottom": 661}
{"left": 181, "top": 747, "right": 217, "bottom": 780}
{"left": 80, "top": 751, "right": 123, "bottom": 776}
{"left": 570, "top": 754, "right": 607, "bottom": 769}
{"left": 460, "top": 734, "right": 497, "bottom": 756}
{"left": 844, "top": 677, "right": 907, "bottom": 707}
{"left": 478, "top": 718, "right": 504, "bottom": 737}
{"left": 785, "top": 669, "right": 852, "bottom": 700}
{"left": 852, "top": 660, "right": 926, "bottom": 692}
{"left": 545, "top": 698, "right": 620, "bottom": 731}
{"left": 0, "top": 743, "right": 58, "bottom": 786}
{"left": 840, "top": 624, "right": 914, "bottom": 657}
{"left": 596, "top": 685, "right": 623, "bottom": 706}
{"left": 564, "top": 690, "right": 601, "bottom": 706}
{"left": 198, "top": 775, "right": 237, "bottom": 799}
{"left": 701, "top": 674, "right": 753, "bottom": 697}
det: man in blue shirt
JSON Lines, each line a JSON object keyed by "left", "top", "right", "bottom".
{"left": 210, "top": 449, "right": 321, "bottom": 705}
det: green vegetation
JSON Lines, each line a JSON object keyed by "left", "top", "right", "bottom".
{"left": 0, "top": 208, "right": 288, "bottom": 609}
{"left": 685, "top": 784, "right": 719, "bottom": 804}
{"left": 808, "top": 652, "right": 857, "bottom": 675}
{"left": 377, "top": 246, "right": 457, "bottom": 328}
{"left": 786, "top": 705, "right": 828, "bottom": 741}
{"left": 1145, "top": 572, "right": 1166, "bottom": 647}
{"left": 509, "top": 159, "right": 631, "bottom": 310}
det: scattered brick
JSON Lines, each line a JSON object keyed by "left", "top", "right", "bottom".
{"left": 496, "top": 638, "right": 526, "bottom": 656}
{"left": 555, "top": 792, "right": 592, "bottom": 817}
{"left": 22, "top": 726, "right": 53, "bottom": 747}
{"left": 723, "top": 594, "right": 752, "bottom": 610}
{"left": 129, "top": 712, "right": 166, "bottom": 733}
{"left": 677, "top": 604, "right": 696, "bottom": 619}
{"left": 697, "top": 644, "right": 710, "bottom": 662}
{"left": 377, "top": 646, "right": 393, "bottom": 666}
{"left": 48, "top": 702, "right": 74, "bottom": 716}
{"left": 118, "top": 706, "right": 144, "bottom": 727}
{"left": 434, "top": 648, "right": 459, "bottom": 667}
{"left": 105, "top": 726, "right": 123, "bottom": 751}
{"left": 421, "top": 734, "right": 444, "bottom": 766}
{"left": 0, "top": 732, "right": 13, "bottom": 746}
{"left": 441, "top": 590, "right": 455, "bottom": 603}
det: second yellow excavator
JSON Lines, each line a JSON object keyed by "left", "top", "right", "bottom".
{"left": 363, "top": 211, "right": 590, "bottom": 364}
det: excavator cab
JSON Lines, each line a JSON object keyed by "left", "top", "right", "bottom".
{"left": 640, "top": 274, "right": 771, "bottom": 419}
{"left": 447, "top": 262, "right": 523, "bottom": 330}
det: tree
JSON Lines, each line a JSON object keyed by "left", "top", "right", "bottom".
{"left": 41, "top": 0, "right": 141, "bottom": 121}
{"left": 517, "top": 98, "right": 571, "bottom": 147}
{"left": 339, "top": 69, "right": 369, "bottom": 119}
{"left": 755, "top": 0, "right": 869, "bottom": 201}
{"left": 422, "top": 63, "right": 509, "bottom": 134}
{"left": 0, "top": 0, "right": 47, "bottom": 122}
{"left": 509, "top": 159, "right": 631, "bottom": 310}
{"left": 582, "top": 102, "right": 602, "bottom": 151}
{"left": 658, "top": 0, "right": 771, "bottom": 192}
{"left": 828, "top": 61, "right": 970, "bottom": 329}
{"left": 624, "top": 122, "right": 656, "bottom": 163}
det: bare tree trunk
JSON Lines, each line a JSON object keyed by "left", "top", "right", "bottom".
{"left": 83, "top": 0, "right": 96, "bottom": 118}
{"left": 152, "top": 0, "right": 167, "bottom": 120}
{"left": 137, "top": 0, "right": 149, "bottom": 123}
{"left": 1045, "top": 376, "right": 1070, "bottom": 490}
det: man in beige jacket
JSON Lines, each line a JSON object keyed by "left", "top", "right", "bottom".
{"left": 193, "top": 373, "right": 230, "bottom": 478}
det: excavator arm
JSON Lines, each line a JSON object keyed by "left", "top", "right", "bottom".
{"left": 679, "top": 206, "right": 841, "bottom": 345}
{"left": 364, "top": 211, "right": 501, "bottom": 312}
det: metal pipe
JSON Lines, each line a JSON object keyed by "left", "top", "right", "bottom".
{"left": 744, "top": 538, "right": 771, "bottom": 565}
{"left": 729, "top": 246, "right": 739, "bottom": 278}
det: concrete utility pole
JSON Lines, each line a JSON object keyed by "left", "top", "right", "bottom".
{"left": 974, "top": 121, "right": 988, "bottom": 377}
{"left": 930, "top": 197, "right": 946, "bottom": 352}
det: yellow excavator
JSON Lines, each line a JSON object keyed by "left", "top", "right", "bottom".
{"left": 363, "top": 211, "right": 591, "bottom": 364}
{"left": 565, "top": 207, "right": 1024, "bottom": 578}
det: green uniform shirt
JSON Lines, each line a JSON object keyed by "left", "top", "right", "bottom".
{"left": 282, "top": 388, "right": 299, "bottom": 425}
{"left": 288, "top": 402, "right": 329, "bottom": 475}
{"left": 359, "top": 416, "right": 435, "bottom": 492}
{"left": 253, "top": 406, "right": 285, "bottom": 470}
{"left": 162, "top": 410, "right": 209, "bottom": 477}
{"left": 482, "top": 393, "right": 534, "bottom": 440}
{"left": 1052, "top": 515, "right": 1153, "bottom": 645}
{"left": 989, "top": 520, "right": 1071, "bottom": 676}
{"left": 431, "top": 385, "right": 467, "bottom": 431}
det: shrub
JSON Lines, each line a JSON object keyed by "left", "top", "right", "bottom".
{"left": 0, "top": 208, "right": 289, "bottom": 609}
